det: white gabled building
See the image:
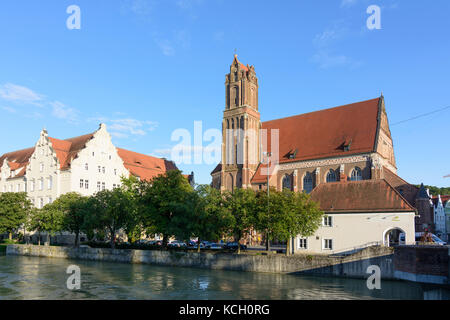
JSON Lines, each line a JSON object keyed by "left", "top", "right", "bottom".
{"left": 0, "top": 124, "right": 190, "bottom": 208}
{"left": 432, "top": 195, "right": 450, "bottom": 242}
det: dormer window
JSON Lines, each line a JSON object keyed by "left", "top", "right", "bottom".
{"left": 342, "top": 139, "right": 352, "bottom": 152}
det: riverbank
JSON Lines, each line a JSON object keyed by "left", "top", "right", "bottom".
{"left": 6, "top": 244, "right": 395, "bottom": 280}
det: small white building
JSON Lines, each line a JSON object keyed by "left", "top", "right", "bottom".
{"left": 293, "top": 179, "right": 416, "bottom": 255}
{"left": 0, "top": 123, "right": 190, "bottom": 207}
{"left": 432, "top": 195, "right": 450, "bottom": 242}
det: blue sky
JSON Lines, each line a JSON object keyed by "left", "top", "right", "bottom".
{"left": 0, "top": 0, "right": 449, "bottom": 188}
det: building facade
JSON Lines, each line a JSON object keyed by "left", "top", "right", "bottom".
{"left": 211, "top": 56, "right": 418, "bottom": 251}
{"left": 212, "top": 56, "right": 397, "bottom": 193}
{"left": 0, "top": 123, "right": 187, "bottom": 208}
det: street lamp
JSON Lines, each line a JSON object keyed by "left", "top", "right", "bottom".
{"left": 263, "top": 152, "right": 272, "bottom": 251}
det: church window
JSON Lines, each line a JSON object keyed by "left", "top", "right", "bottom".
{"left": 303, "top": 172, "right": 313, "bottom": 194}
{"left": 282, "top": 174, "right": 293, "bottom": 191}
{"left": 350, "top": 167, "right": 363, "bottom": 181}
{"left": 233, "top": 86, "right": 239, "bottom": 107}
{"left": 326, "top": 170, "right": 337, "bottom": 183}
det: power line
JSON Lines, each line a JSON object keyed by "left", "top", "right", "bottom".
{"left": 391, "top": 105, "right": 450, "bottom": 126}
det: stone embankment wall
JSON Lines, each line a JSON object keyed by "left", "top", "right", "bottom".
{"left": 394, "top": 245, "right": 450, "bottom": 285}
{"left": 6, "top": 244, "right": 395, "bottom": 280}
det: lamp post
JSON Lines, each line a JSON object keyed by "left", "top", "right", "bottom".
{"left": 263, "top": 152, "right": 272, "bottom": 252}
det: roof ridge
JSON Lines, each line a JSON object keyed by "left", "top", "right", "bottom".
{"left": 262, "top": 97, "right": 380, "bottom": 124}
{"left": 381, "top": 178, "right": 417, "bottom": 212}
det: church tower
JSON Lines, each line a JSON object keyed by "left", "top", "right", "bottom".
{"left": 221, "top": 55, "right": 261, "bottom": 191}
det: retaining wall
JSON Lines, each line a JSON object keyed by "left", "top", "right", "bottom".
{"left": 6, "top": 244, "right": 395, "bottom": 279}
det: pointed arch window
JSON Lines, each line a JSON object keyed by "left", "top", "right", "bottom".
{"left": 326, "top": 170, "right": 337, "bottom": 183}
{"left": 233, "top": 86, "right": 239, "bottom": 107}
{"left": 282, "top": 174, "right": 293, "bottom": 191}
{"left": 351, "top": 167, "right": 363, "bottom": 181}
{"left": 303, "top": 172, "right": 313, "bottom": 194}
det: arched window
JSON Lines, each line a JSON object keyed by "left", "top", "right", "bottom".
{"left": 282, "top": 174, "right": 293, "bottom": 191}
{"left": 303, "top": 172, "right": 313, "bottom": 194}
{"left": 233, "top": 86, "right": 239, "bottom": 107}
{"left": 351, "top": 167, "right": 363, "bottom": 181}
{"left": 326, "top": 170, "right": 337, "bottom": 183}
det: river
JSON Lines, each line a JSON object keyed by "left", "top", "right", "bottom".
{"left": 0, "top": 255, "right": 449, "bottom": 300}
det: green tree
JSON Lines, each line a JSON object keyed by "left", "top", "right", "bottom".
{"left": 49, "top": 193, "right": 89, "bottom": 247}
{"left": 87, "top": 188, "right": 134, "bottom": 249}
{"left": 121, "top": 176, "right": 143, "bottom": 243}
{"left": 27, "top": 205, "right": 64, "bottom": 245}
{"left": 138, "top": 170, "right": 193, "bottom": 247}
{"left": 256, "top": 189, "right": 323, "bottom": 256}
{"left": 0, "top": 192, "right": 32, "bottom": 240}
{"left": 223, "top": 188, "right": 258, "bottom": 254}
{"left": 187, "top": 185, "right": 233, "bottom": 252}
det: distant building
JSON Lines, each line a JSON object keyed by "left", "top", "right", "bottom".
{"left": 432, "top": 195, "right": 450, "bottom": 241}
{"left": 0, "top": 123, "right": 185, "bottom": 207}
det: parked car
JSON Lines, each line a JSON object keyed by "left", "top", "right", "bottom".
{"left": 415, "top": 232, "right": 447, "bottom": 245}
{"left": 168, "top": 241, "right": 187, "bottom": 248}
{"left": 148, "top": 240, "right": 162, "bottom": 246}
{"left": 135, "top": 239, "right": 150, "bottom": 245}
{"left": 224, "top": 242, "right": 247, "bottom": 250}
{"left": 208, "top": 243, "right": 223, "bottom": 250}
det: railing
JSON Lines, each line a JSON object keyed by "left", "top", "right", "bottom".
{"left": 330, "top": 241, "right": 383, "bottom": 257}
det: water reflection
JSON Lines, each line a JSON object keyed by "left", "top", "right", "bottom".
{"left": 0, "top": 256, "right": 448, "bottom": 300}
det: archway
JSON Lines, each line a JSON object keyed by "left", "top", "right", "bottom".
{"left": 383, "top": 228, "right": 405, "bottom": 247}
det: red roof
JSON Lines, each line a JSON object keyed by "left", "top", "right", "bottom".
{"left": 116, "top": 148, "right": 177, "bottom": 181}
{"left": 0, "top": 131, "right": 177, "bottom": 182}
{"left": 0, "top": 147, "right": 35, "bottom": 179}
{"left": 310, "top": 179, "right": 416, "bottom": 213}
{"left": 251, "top": 97, "right": 382, "bottom": 183}
{"left": 432, "top": 195, "right": 450, "bottom": 207}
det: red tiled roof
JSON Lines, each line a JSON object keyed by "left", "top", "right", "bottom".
{"left": 251, "top": 97, "right": 382, "bottom": 183}
{"left": 382, "top": 167, "right": 418, "bottom": 207}
{"left": 49, "top": 133, "right": 94, "bottom": 170}
{"left": 432, "top": 195, "right": 450, "bottom": 207}
{"left": 310, "top": 179, "right": 416, "bottom": 213}
{"left": 0, "top": 147, "right": 35, "bottom": 178}
{"left": 1, "top": 131, "right": 177, "bottom": 181}
{"left": 116, "top": 148, "right": 177, "bottom": 181}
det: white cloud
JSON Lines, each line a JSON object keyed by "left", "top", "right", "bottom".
{"left": 155, "top": 39, "right": 176, "bottom": 56}
{"left": 51, "top": 101, "right": 79, "bottom": 122}
{"left": 311, "top": 23, "right": 361, "bottom": 69}
{"left": 340, "top": 0, "right": 358, "bottom": 7}
{"left": 91, "top": 116, "right": 159, "bottom": 139}
{"left": 1, "top": 106, "right": 16, "bottom": 113}
{"left": 0, "top": 83, "right": 44, "bottom": 105}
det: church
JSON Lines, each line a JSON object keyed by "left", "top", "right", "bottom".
{"left": 211, "top": 55, "right": 418, "bottom": 254}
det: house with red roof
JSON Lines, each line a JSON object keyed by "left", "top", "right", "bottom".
{"left": 0, "top": 123, "right": 191, "bottom": 209}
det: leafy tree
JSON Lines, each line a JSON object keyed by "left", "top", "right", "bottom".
{"left": 223, "top": 188, "right": 258, "bottom": 254}
{"left": 120, "top": 176, "right": 143, "bottom": 243}
{"left": 49, "top": 193, "right": 89, "bottom": 247}
{"left": 87, "top": 188, "right": 134, "bottom": 249}
{"left": 415, "top": 185, "right": 450, "bottom": 197}
{"left": 0, "top": 192, "right": 32, "bottom": 240}
{"left": 138, "top": 170, "right": 193, "bottom": 247}
{"left": 187, "top": 185, "right": 233, "bottom": 252}
{"left": 266, "top": 190, "right": 323, "bottom": 255}
{"left": 27, "top": 205, "right": 64, "bottom": 245}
